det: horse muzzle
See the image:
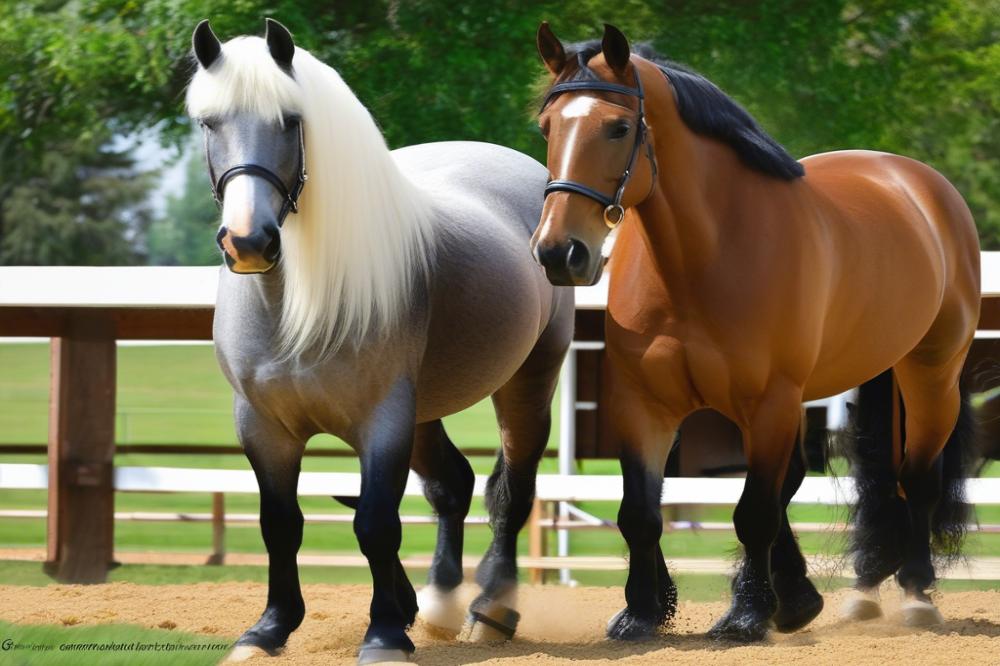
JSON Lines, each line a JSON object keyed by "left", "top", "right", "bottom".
{"left": 217, "top": 224, "right": 281, "bottom": 274}
{"left": 532, "top": 237, "right": 601, "bottom": 286}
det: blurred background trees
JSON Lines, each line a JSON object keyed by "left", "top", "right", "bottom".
{"left": 2, "top": 0, "right": 998, "bottom": 265}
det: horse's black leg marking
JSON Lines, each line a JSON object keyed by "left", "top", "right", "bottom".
{"left": 354, "top": 380, "right": 418, "bottom": 659}
{"left": 607, "top": 452, "right": 673, "bottom": 640}
{"left": 770, "top": 447, "right": 823, "bottom": 632}
{"left": 412, "top": 420, "right": 474, "bottom": 593}
{"left": 474, "top": 451, "right": 538, "bottom": 603}
{"left": 710, "top": 394, "right": 802, "bottom": 644}
{"left": 234, "top": 404, "right": 306, "bottom": 654}
{"left": 896, "top": 455, "right": 943, "bottom": 599}
{"left": 709, "top": 473, "right": 782, "bottom": 642}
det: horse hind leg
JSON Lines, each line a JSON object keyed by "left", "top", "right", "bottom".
{"left": 841, "top": 370, "right": 907, "bottom": 621}
{"left": 462, "top": 322, "right": 569, "bottom": 643}
{"left": 891, "top": 351, "right": 974, "bottom": 627}
{"left": 411, "top": 420, "right": 475, "bottom": 637}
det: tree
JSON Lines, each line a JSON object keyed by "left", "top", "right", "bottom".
{"left": 0, "top": 138, "right": 154, "bottom": 264}
{"left": 146, "top": 146, "right": 222, "bottom": 266}
{"left": 3, "top": 0, "right": 1000, "bottom": 261}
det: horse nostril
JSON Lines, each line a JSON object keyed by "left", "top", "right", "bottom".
{"left": 566, "top": 238, "right": 591, "bottom": 274}
{"left": 216, "top": 226, "right": 227, "bottom": 252}
{"left": 262, "top": 225, "right": 281, "bottom": 263}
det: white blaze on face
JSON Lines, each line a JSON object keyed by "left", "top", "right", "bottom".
{"left": 560, "top": 95, "right": 598, "bottom": 119}
{"left": 557, "top": 96, "right": 598, "bottom": 183}
{"left": 221, "top": 175, "right": 255, "bottom": 237}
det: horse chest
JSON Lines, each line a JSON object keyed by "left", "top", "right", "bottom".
{"left": 218, "top": 351, "right": 392, "bottom": 440}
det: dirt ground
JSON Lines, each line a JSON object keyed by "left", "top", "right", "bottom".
{"left": 1, "top": 582, "right": 999, "bottom": 665}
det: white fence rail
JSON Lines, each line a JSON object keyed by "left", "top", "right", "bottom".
{"left": 6, "top": 463, "right": 1000, "bottom": 505}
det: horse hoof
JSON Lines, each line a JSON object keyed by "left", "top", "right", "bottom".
{"left": 416, "top": 585, "right": 464, "bottom": 638}
{"left": 841, "top": 588, "right": 882, "bottom": 622}
{"left": 357, "top": 648, "right": 413, "bottom": 665}
{"left": 901, "top": 598, "right": 943, "bottom": 627}
{"left": 606, "top": 607, "right": 658, "bottom": 641}
{"left": 708, "top": 610, "right": 770, "bottom": 643}
{"left": 224, "top": 645, "right": 270, "bottom": 662}
{"left": 459, "top": 603, "right": 520, "bottom": 643}
{"left": 772, "top": 587, "right": 824, "bottom": 633}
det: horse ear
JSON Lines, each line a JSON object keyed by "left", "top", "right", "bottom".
{"left": 265, "top": 18, "right": 295, "bottom": 72}
{"left": 602, "top": 23, "right": 631, "bottom": 74}
{"left": 192, "top": 19, "right": 222, "bottom": 70}
{"left": 537, "top": 22, "right": 567, "bottom": 75}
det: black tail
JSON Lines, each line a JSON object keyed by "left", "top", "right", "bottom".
{"left": 844, "top": 370, "right": 979, "bottom": 584}
{"left": 843, "top": 370, "right": 907, "bottom": 586}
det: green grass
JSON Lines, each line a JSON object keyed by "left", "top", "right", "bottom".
{"left": 0, "top": 342, "right": 560, "bottom": 450}
{"left": 0, "top": 619, "right": 233, "bottom": 666}
{"left": 3, "top": 341, "right": 1000, "bottom": 585}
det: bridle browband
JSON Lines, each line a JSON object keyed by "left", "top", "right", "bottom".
{"left": 540, "top": 65, "right": 657, "bottom": 229}
{"left": 206, "top": 120, "right": 308, "bottom": 226}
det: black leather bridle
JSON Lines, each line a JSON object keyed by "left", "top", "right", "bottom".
{"left": 206, "top": 120, "right": 308, "bottom": 226}
{"left": 540, "top": 65, "right": 657, "bottom": 229}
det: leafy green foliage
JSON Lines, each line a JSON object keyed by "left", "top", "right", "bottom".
{"left": 2, "top": 0, "right": 1000, "bottom": 264}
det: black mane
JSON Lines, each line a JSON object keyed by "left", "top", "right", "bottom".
{"left": 561, "top": 41, "right": 804, "bottom": 181}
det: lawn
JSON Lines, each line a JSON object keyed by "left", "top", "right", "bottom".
{"left": 0, "top": 618, "right": 233, "bottom": 666}
{"left": 2, "top": 341, "right": 999, "bottom": 583}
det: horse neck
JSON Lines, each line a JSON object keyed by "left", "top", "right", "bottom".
{"left": 630, "top": 123, "right": 731, "bottom": 303}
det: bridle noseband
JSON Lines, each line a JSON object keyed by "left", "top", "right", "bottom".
{"left": 540, "top": 65, "right": 657, "bottom": 229}
{"left": 206, "top": 121, "right": 308, "bottom": 226}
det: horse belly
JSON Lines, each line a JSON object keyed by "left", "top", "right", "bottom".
{"left": 803, "top": 266, "right": 942, "bottom": 401}
{"left": 414, "top": 242, "right": 561, "bottom": 422}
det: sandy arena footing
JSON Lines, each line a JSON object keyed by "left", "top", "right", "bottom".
{"left": 1, "top": 582, "right": 999, "bottom": 664}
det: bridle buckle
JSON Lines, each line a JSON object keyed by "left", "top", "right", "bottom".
{"left": 604, "top": 204, "right": 625, "bottom": 229}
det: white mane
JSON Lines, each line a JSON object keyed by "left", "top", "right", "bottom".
{"left": 187, "top": 37, "right": 435, "bottom": 357}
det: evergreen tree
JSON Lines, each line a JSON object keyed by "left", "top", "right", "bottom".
{"left": 146, "top": 147, "right": 222, "bottom": 266}
{"left": 0, "top": 137, "right": 154, "bottom": 265}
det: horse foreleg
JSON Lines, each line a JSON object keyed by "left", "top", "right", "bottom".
{"left": 231, "top": 400, "right": 306, "bottom": 659}
{"left": 770, "top": 444, "right": 823, "bottom": 632}
{"left": 606, "top": 398, "right": 678, "bottom": 641}
{"left": 354, "top": 379, "right": 418, "bottom": 664}
{"left": 709, "top": 384, "right": 802, "bottom": 642}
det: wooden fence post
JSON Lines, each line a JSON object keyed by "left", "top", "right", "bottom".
{"left": 528, "top": 498, "right": 547, "bottom": 584}
{"left": 207, "top": 492, "right": 226, "bottom": 565}
{"left": 44, "top": 314, "right": 116, "bottom": 583}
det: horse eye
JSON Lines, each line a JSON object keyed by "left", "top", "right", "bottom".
{"left": 609, "top": 122, "right": 631, "bottom": 140}
{"left": 283, "top": 116, "right": 301, "bottom": 129}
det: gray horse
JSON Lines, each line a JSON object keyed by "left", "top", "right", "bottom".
{"left": 188, "top": 19, "right": 573, "bottom": 664}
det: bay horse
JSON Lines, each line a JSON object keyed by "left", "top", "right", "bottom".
{"left": 532, "top": 23, "right": 980, "bottom": 642}
{"left": 187, "top": 19, "right": 573, "bottom": 663}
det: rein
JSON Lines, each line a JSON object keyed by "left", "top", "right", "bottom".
{"left": 206, "top": 121, "right": 308, "bottom": 226}
{"left": 540, "top": 65, "right": 657, "bottom": 229}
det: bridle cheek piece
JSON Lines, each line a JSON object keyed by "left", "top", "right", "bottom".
{"left": 540, "top": 65, "right": 657, "bottom": 230}
{"left": 206, "top": 121, "right": 308, "bottom": 227}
